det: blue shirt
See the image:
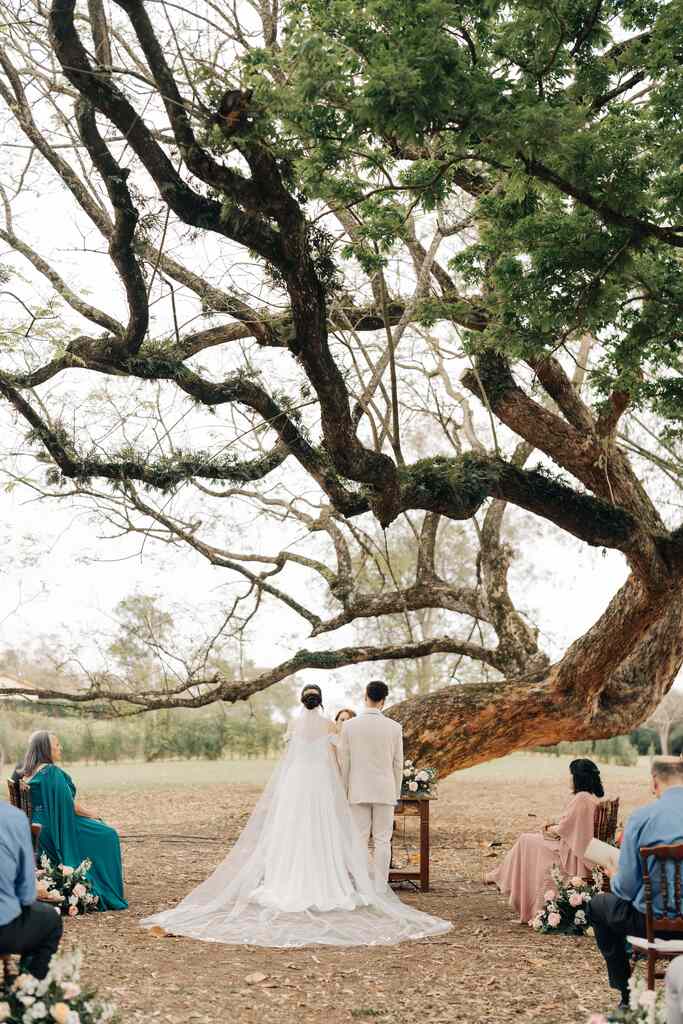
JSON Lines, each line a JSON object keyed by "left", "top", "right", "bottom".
{"left": 0, "top": 801, "right": 37, "bottom": 926}
{"left": 612, "top": 786, "right": 683, "bottom": 915}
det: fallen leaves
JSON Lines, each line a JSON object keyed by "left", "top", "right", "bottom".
{"left": 61, "top": 761, "right": 653, "bottom": 1024}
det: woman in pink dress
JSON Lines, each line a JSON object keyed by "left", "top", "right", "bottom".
{"left": 486, "top": 758, "right": 605, "bottom": 923}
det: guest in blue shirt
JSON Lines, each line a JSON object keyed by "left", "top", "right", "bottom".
{"left": 589, "top": 756, "right": 683, "bottom": 1016}
{"left": 0, "top": 801, "right": 63, "bottom": 979}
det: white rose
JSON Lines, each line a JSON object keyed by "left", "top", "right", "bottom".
{"left": 416, "top": 771, "right": 429, "bottom": 782}
{"left": 0, "top": 1002, "right": 10, "bottom": 1022}
{"left": 408, "top": 781, "right": 419, "bottom": 792}
{"left": 403, "top": 769, "right": 413, "bottom": 778}
{"left": 69, "top": 895, "right": 79, "bottom": 907}
{"left": 637, "top": 990, "right": 657, "bottom": 1010}
{"left": 404, "top": 760, "right": 413, "bottom": 767}
{"left": 13, "top": 976, "right": 37, "bottom": 994}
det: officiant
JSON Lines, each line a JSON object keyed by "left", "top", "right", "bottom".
{"left": 588, "top": 757, "right": 683, "bottom": 1015}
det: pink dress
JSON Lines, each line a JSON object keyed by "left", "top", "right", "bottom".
{"left": 487, "top": 791, "right": 599, "bottom": 923}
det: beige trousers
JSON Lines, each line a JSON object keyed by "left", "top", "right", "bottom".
{"left": 350, "top": 803, "right": 395, "bottom": 891}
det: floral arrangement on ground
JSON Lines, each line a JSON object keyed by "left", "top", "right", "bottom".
{"left": 588, "top": 972, "right": 665, "bottom": 1023}
{"left": 39, "top": 857, "right": 99, "bottom": 916}
{"left": 0, "top": 948, "right": 116, "bottom": 1024}
{"left": 401, "top": 760, "right": 437, "bottom": 797}
{"left": 531, "top": 866, "right": 601, "bottom": 935}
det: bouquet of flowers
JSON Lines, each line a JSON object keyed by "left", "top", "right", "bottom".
{"left": 39, "top": 857, "right": 99, "bottom": 917}
{"left": 531, "top": 865, "right": 601, "bottom": 935}
{"left": 401, "top": 759, "right": 437, "bottom": 797}
{"left": 0, "top": 948, "right": 117, "bottom": 1024}
{"left": 588, "top": 972, "right": 665, "bottom": 1024}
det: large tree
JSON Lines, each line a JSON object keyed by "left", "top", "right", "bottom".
{"left": 1, "top": 0, "right": 682, "bottom": 774}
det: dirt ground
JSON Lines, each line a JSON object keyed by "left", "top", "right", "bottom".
{"left": 49, "top": 755, "right": 653, "bottom": 1024}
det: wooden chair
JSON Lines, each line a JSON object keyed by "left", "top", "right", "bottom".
{"left": 6, "top": 778, "right": 42, "bottom": 858}
{"left": 591, "top": 798, "right": 620, "bottom": 892}
{"left": 1, "top": 953, "right": 19, "bottom": 994}
{"left": 582, "top": 798, "right": 620, "bottom": 889}
{"left": 6, "top": 777, "right": 21, "bottom": 808}
{"left": 628, "top": 843, "right": 683, "bottom": 989}
{"left": 594, "top": 798, "right": 620, "bottom": 844}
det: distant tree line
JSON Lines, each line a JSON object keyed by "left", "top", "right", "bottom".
{"left": 535, "top": 725, "right": 683, "bottom": 767}
{"left": 0, "top": 704, "right": 285, "bottom": 769}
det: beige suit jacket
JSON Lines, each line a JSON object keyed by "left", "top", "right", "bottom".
{"left": 340, "top": 709, "right": 403, "bottom": 805}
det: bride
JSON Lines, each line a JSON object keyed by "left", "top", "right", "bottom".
{"left": 142, "top": 684, "right": 452, "bottom": 947}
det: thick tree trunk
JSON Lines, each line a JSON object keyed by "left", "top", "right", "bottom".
{"left": 388, "top": 579, "right": 683, "bottom": 776}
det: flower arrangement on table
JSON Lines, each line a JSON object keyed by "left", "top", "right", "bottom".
{"left": 587, "top": 972, "right": 665, "bottom": 1024}
{"left": 531, "top": 866, "right": 601, "bottom": 936}
{"left": 401, "top": 759, "right": 437, "bottom": 797}
{"left": 39, "top": 856, "right": 99, "bottom": 917}
{"left": 0, "top": 948, "right": 117, "bottom": 1024}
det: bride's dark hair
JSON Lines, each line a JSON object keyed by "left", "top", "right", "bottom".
{"left": 301, "top": 684, "right": 323, "bottom": 710}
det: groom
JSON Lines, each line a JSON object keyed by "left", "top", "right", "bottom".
{"left": 340, "top": 680, "right": 403, "bottom": 892}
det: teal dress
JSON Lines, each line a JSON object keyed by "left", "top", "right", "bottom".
{"left": 29, "top": 764, "right": 128, "bottom": 911}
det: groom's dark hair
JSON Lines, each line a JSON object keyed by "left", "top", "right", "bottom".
{"left": 366, "top": 680, "right": 389, "bottom": 704}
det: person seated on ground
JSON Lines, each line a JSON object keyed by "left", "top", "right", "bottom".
{"left": 588, "top": 756, "right": 683, "bottom": 1018}
{"left": 486, "top": 757, "right": 606, "bottom": 924}
{"left": 0, "top": 798, "right": 63, "bottom": 979}
{"left": 17, "top": 730, "right": 128, "bottom": 912}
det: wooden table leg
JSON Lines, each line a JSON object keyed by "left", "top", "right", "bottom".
{"left": 421, "top": 801, "right": 430, "bottom": 892}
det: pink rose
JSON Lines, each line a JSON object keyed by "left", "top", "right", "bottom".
{"left": 72, "top": 884, "right": 87, "bottom": 898}
{"left": 569, "top": 892, "right": 583, "bottom": 907}
{"left": 61, "top": 866, "right": 74, "bottom": 877}
{"left": 547, "top": 912, "right": 561, "bottom": 928}
{"left": 587, "top": 1016, "right": 608, "bottom": 1024}
{"left": 67, "top": 905, "right": 79, "bottom": 917}
{"left": 61, "top": 983, "right": 81, "bottom": 1000}
{"left": 543, "top": 889, "right": 556, "bottom": 902}
{"left": 571, "top": 876, "right": 586, "bottom": 888}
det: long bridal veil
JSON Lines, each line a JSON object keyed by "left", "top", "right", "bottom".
{"left": 141, "top": 708, "right": 452, "bottom": 947}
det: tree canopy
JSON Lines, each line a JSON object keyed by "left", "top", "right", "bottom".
{"left": 1, "top": 0, "right": 682, "bottom": 772}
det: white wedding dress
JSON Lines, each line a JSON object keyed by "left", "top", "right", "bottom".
{"left": 141, "top": 707, "right": 452, "bottom": 946}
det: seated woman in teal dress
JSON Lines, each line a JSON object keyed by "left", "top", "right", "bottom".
{"left": 18, "top": 731, "right": 127, "bottom": 912}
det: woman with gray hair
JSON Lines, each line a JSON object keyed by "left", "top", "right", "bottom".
{"left": 18, "top": 730, "right": 127, "bottom": 912}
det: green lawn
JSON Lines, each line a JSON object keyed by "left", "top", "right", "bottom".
{"left": 1, "top": 757, "right": 278, "bottom": 795}
{"left": 2, "top": 750, "right": 654, "bottom": 797}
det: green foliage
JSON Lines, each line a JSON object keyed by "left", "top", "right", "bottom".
{"left": 0, "top": 704, "right": 285, "bottom": 766}
{"left": 537, "top": 735, "right": 639, "bottom": 766}
{"left": 629, "top": 726, "right": 661, "bottom": 755}
{"left": 234, "top": 0, "right": 683, "bottom": 428}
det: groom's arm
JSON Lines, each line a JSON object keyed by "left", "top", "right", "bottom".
{"left": 393, "top": 727, "right": 404, "bottom": 801}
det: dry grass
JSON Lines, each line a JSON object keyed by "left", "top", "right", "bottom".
{"left": 7, "top": 754, "right": 654, "bottom": 1023}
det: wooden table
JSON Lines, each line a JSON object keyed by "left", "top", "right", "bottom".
{"left": 389, "top": 795, "right": 432, "bottom": 892}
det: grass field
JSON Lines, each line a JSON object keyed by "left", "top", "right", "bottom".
{"left": 3, "top": 749, "right": 655, "bottom": 793}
